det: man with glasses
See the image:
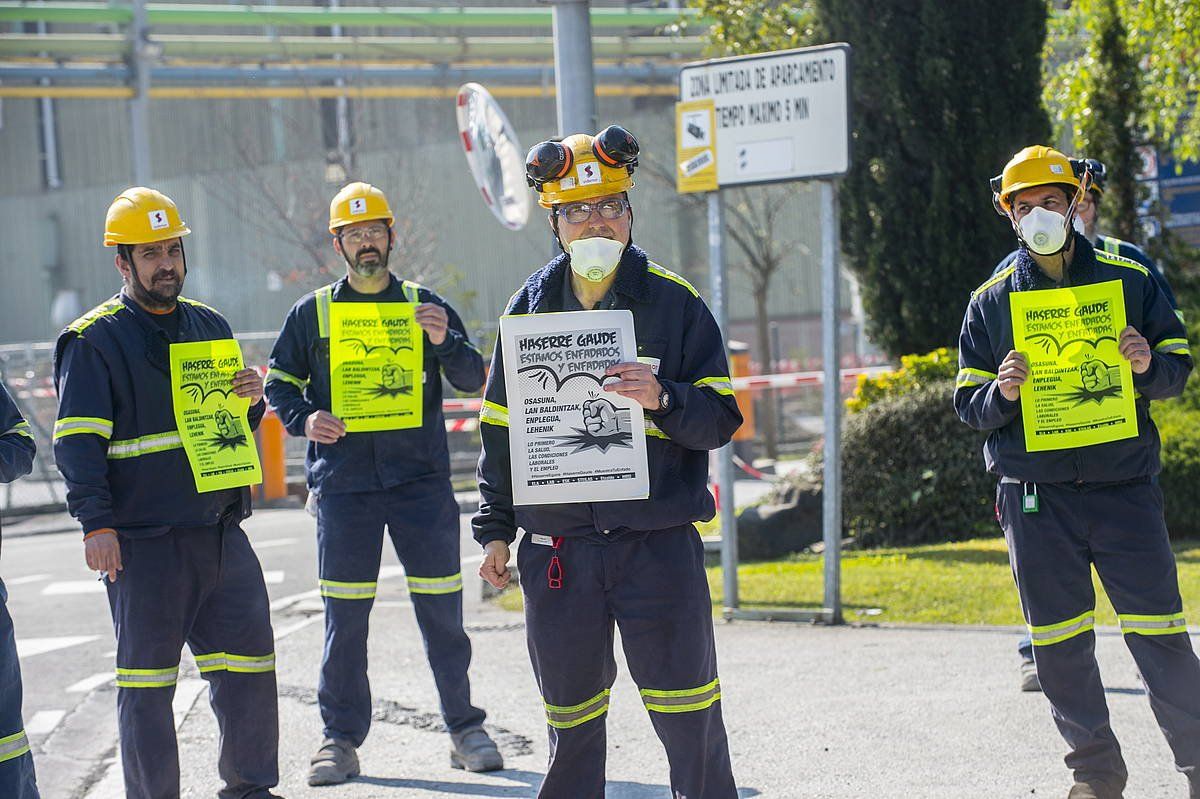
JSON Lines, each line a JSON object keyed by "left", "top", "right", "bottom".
{"left": 265, "top": 182, "right": 501, "bottom": 785}
{"left": 475, "top": 127, "right": 742, "bottom": 797}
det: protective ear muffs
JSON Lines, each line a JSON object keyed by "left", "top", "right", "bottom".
{"left": 526, "top": 140, "right": 575, "bottom": 189}
{"left": 592, "top": 125, "right": 639, "bottom": 172}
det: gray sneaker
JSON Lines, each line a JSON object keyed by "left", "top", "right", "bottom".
{"left": 308, "top": 737, "right": 360, "bottom": 786}
{"left": 449, "top": 726, "right": 504, "bottom": 772}
{"left": 1020, "top": 659, "right": 1042, "bottom": 692}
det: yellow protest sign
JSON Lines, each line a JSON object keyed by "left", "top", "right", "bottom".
{"left": 1010, "top": 279, "right": 1138, "bottom": 452}
{"left": 169, "top": 339, "right": 263, "bottom": 492}
{"left": 329, "top": 301, "right": 423, "bottom": 432}
{"left": 676, "top": 99, "right": 718, "bottom": 194}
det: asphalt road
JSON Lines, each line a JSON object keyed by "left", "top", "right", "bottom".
{"left": 4, "top": 507, "right": 1197, "bottom": 798}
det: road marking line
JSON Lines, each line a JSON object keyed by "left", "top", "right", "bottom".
{"left": 262, "top": 570, "right": 285, "bottom": 585}
{"left": 251, "top": 537, "right": 297, "bottom": 550}
{"left": 26, "top": 710, "right": 66, "bottom": 736}
{"left": 16, "top": 635, "right": 100, "bottom": 658}
{"left": 268, "top": 588, "right": 318, "bottom": 612}
{"left": 41, "top": 580, "right": 105, "bottom": 596}
{"left": 5, "top": 573, "right": 51, "bottom": 586}
{"left": 273, "top": 615, "right": 322, "bottom": 641}
{"left": 67, "top": 671, "right": 115, "bottom": 693}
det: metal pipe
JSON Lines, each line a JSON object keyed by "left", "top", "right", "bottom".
{"left": 128, "top": 0, "right": 150, "bottom": 184}
{"left": 0, "top": 2, "right": 701, "bottom": 30}
{"left": 0, "top": 83, "right": 679, "bottom": 99}
{"left": 820, "top": 179, "right": 842, "bottom": 625}
{"left": 0, "top": 63, "right": 676, "bottom": 84}
{"left": 35, "top": 21, "right": 61, "bottom": 189}
{"left": 0, "top": 33, "right": 707, "bottom": 60}
{"left": 709, "top": 189, "right": 738, "bottom": 617}
{"left": 550, "top": 0, "right": 596, "bottom": 136}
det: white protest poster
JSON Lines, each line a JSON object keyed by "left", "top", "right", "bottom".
{"left": 500, "top": 310, "right": 650, "bottom": 505}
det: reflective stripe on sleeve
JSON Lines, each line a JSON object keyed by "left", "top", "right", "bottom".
{"left": 194, "top": 651, "right": 276, "bottom": 673}
{"left": 645, "top": 418, "right": 670, "bottom": 440}
{"left": 694, "top": 376, "right": 735, "bottom": 396}
{"left": 106, "top": 431, "right": 183, "bottom": 459}
{"left": 544, "top": 689, "right": 610, "bottom": 729}
{"left": 640, "top": 677, "right": 722, "bottom": 714}
{"left": 955, "top": 368, "right": 996, "bottom": 390}
{"left": 54, "top": 416, "right": 113, "bottom": 441}
{"left": 480, "top": 401, "right": 509, "bottom": 428}
{"left": 406, "top": 573, "right": 464, "bottom": 595}
{"left": 1029, "top": 610, "right": 1095, "bottom": 646}
{"left": 1154, "top": 338, "right": 1190, "bottom": 356}
{"left": 265, "top": 367, "right": 307, "bottom": 390}
{"left": 319, "top": 579, "right": 377, "bottom": 600}
{"left": 3, "top": 420, "right": 34, "bottom": 440}
{"left": 1118, "top": 612, "right": 1188, "bottom": 636}
{"left": 115, "top": 665, "right": 179, "bottom": 688}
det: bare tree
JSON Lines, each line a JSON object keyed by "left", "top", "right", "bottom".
{"left": 638, "top": 150, "right": 808, "bottom": 459}
{"left": 202, "top": 91, "right": 444, "bottom": 293}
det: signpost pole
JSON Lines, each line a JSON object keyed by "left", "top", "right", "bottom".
{"left": 708, "top": 189, "right": 739, "bottom": 617}
{"left": 820, "top": 179, "right": 843, "bottom": 624}
{"left": 677, "top": 44, "right": 851, "bottom": 623}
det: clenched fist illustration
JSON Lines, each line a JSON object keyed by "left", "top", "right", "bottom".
{"left": 582, "top": 398, "right": 620, "bottom": 437}
{"left": 1079, "top": 359, "right": 1113, "bottom": 392}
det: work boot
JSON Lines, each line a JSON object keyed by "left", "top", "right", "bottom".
{"left": 308, "top": 737, "right": 360, "bottom": 786}
{"left": 1067, "top": 777, "right": 1124, "bottom": 799}
{"left": 1020, "top": 658, "right": 1042, "bottom": 692}
{"left": 449, "top": 726, "right": 504, "bottom": 772}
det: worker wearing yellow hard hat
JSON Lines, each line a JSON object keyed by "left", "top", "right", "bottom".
{"left": 958, "top": 149, "right": 1200, "bottom": 799}
{"left": 475, "top": 126, "right": 742, "bottom": 798}
{"left": 265, "top": 180, "right": 499, "bottom": 785}
{"left": 53, "top": 187, "right": 280, "bottom": 798}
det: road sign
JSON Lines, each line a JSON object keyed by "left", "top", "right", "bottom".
{"left": 676, "top": 99, "right": 718, "bottom": 193}
{"left": 679, "top": 43, "right": 851, "bottom": 188}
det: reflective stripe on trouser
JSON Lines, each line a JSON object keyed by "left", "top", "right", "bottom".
{"left": 315, "top": 482, "right": 484, "bottom": 747}
{"left": 0, "top": 582, "right": 39, "bottom": 798}
{"left": 106, "top": 521, "right": 278, "bottom": 799}
{"left": 519, "top": 526, "right": 737, "bottom": 799}
{"left": 997, "top": 479, "right": 1200, "bottom": 785}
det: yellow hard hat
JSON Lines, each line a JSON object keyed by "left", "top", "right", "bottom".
{"left": 526, "top": 126, "right": 638, "bottom": 209}
{"left": 103, "top": 187, "right": 191, "bottom": 247}
{"left": 329, "top": 181, "right": 394, "bottom": 233}
{"left": 992, "top": 145, "right": 1081, "bottom": 214}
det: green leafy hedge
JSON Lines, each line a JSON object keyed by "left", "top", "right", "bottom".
{"left": 841, "top": 380, "right": 995, "bottom": 548}
{"left": 837, "top": 336, "right": 1200, "bottom": 546}
{"left": 1152, "top": 309, "right": 1200, "bottom": 539}
{"left": 846, "top": 348, "right": 958, "bottom": 413}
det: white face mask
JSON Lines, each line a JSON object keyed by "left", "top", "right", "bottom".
{"left": 1018, "top": 206, "right": 1071, "bottom": 256}
{"left": 566, "top": 237, "right": 625, "bottom": 282}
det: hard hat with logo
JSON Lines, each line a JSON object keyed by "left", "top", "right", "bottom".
{"left": 328, "top": 181, "right": 394, "bottom": 233}
{"left": 525, "top": 125, "right": 639, "bottom": 208}
{"left": 103, "top": 187, "right": 192, "bottom": 246}
{"left": 989, "top": 145, "right": 1082, "bottom": 215}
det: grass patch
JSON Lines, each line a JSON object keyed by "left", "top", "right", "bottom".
{"left": 491, "top": 537, "right": 1200, "bottom": 626}
{"left": 710, "top": 537, "right": 1200, "bottom": 626}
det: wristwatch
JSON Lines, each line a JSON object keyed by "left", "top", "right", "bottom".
{"left": 654, "top": 384, "right": 672, "bottom": 413}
